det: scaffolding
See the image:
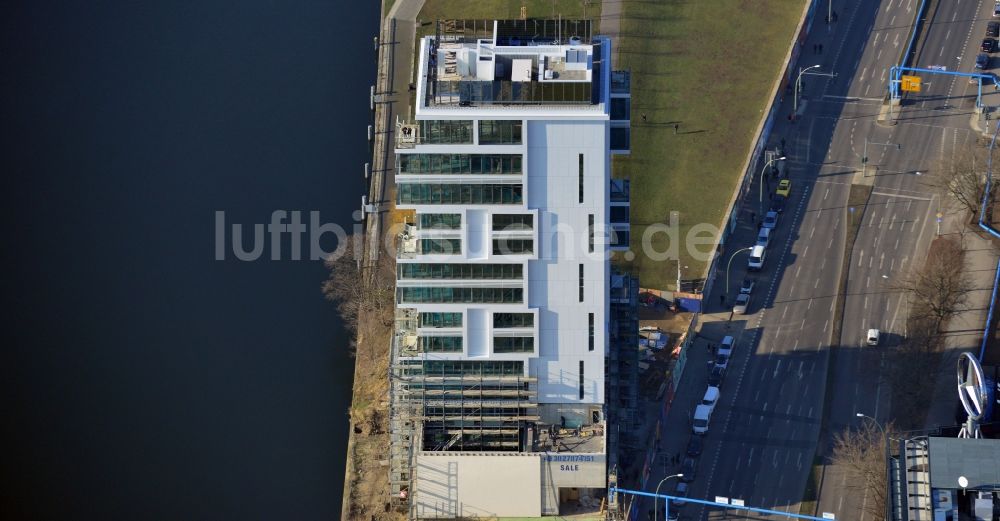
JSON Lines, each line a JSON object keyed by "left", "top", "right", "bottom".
{"left": 387, "top": 316, "right": 538, "bottom": 509}
{"left": 607, "top": 270, "right": 639, "bottom": 470}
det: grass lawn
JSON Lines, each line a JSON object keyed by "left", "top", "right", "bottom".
{"left": 416, "top": 0, "right": 601, "bottom": 25}
{"left": 615, "top": 1, "right": 805, "bottom": 289}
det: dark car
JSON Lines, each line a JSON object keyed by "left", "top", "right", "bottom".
{"left": 771, "top": 193, "right": 787, "bottom": 213}
{"left": 977, "top": 53, "right": 991, "bottom": 69}
{"left": 670, "top": 481, "right": 690, "bottom": 509}
{"left": 708, "top": 364, "right": 725, "bottom": 386}
{"left": 983, "top": 38, "right": 998, "bottom": 53}
{"left": 988, "top": 21, "right": 1000, "bottom": 38}
{"left": 680, "top": 457, "right": 697, "bottom": 482}
{"left": 686, "top": 435, "right": 703, "bottom": 457}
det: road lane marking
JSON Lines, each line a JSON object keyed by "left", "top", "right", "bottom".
{"left": 872, "top": 191, "right": 932, "bottom": 201}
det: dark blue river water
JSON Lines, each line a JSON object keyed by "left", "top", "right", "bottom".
{"left": 2, "top": 2, "right": 376, "bottom": 518}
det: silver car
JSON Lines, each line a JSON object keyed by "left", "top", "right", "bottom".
{"left": 733, "top": 292, "right": 751, "bottom": 314}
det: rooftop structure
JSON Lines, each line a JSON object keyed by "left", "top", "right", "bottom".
{"left": 890, "top": 436, "right": 1000, "bottom": 521}
{"left": 387, "top": 20, "right": 632, "bottom": 519}
{"left": 417, "top": 19, "right": 608, "bottom": 114}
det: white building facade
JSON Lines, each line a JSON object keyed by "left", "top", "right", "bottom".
{"left": 388, "top": 19, "right": 630, "bottom": 518}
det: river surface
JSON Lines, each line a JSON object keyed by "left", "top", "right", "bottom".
{"left": 3, "top": 2, "right": 376, "bottom": 518}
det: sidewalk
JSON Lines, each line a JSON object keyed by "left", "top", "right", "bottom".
{"left": 624, "top": 313, "right": 742, "bottom": 518}
{"left": 922, "top": 210, "right": 999, "bottom": 429}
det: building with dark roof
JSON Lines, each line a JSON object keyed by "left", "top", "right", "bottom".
{"left": 890, "top": 436, "right": 1000, "bottom": 521}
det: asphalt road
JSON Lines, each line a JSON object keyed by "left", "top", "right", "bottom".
{"left": 635, "top": 0, "right": 993, "bottom": 519}
{"left": 815, "top": 0, "right": 995, "bottom": 519}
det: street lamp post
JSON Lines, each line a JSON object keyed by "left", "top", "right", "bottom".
{"left": 726, "top": 247, "right": 754, "bottom": 295}
{"left": 857, "top": 413, "right": 891, "bottom": 521}
{"left": 795, "top": 66, "right": 837, "bottom": 118}
{"left": 653, "top": 473, "right": 684, "bottom": 521}
{"left": 794, "top": 65, "right": 821, "bottom": 115}
{"left": 759, "top": 155, "right": 787, "bottom": 215}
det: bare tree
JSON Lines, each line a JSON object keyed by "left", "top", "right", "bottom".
{"left": 886, "top": 316, "right": 943, "bottom": 429}
{"left": 322, "top": 233, "right": 396, "bottom": 334}
{"left": 929, "top": 143, "right": 998, "bottom": 218}
{"left": 891, "top": 237, "right": 973, "bottom": 332}
{"left": 832, "top": 420, "right": 897, "bottom": 521}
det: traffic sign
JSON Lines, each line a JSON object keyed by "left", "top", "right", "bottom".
{"left": 901, "top": 75, "right": 922, "bottom": 92}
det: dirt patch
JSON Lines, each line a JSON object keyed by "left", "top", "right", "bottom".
{"left": 342, "top": 313, "right": 400, "bottom": 521}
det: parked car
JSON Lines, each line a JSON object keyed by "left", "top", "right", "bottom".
{"left": 708, "top": 364, "right": 726, "bottom": 386}
{"left": 994, "top": 3, "right": 1000, "bottom": 17}
{"left": 714, "top": 353, "right": 730, "bottom": 371}
{"left": 748, "top": 244, "right": 766, "bottom": 271}
{"left": 989, "top": 21, "right": 1000, "bottom": 37}
{"left": 740, "top": 277, "right": 756, "bottom": 295}
{"left": 771, "top": 193, "right": 787, "bottom": 213}
{"left": 776, "top": 179, "right": 792, "bottom": 197}
{"left": 762, "top": 210, "right": 779, "bottom": 229}
{"left": 983, "top": 38, "right": 998, "bottom": 53}
{"left": 977, "top": 53, "right": 990, "bottom": 69}
{"left": 671, "top": 481, "right": 690, "bottom": 508}
{"left": 718, "top": 335, "right": 735, "bottom": 358}
{"left": 693, "top": 404, "right": 713, "bottom": 434}
{"left": 733, "top": 292, "right": 751, "bottom": 314}
{"left": 702, "top": 386, "right": 720, "bottom": 411}
{"left": 756, "top": 227, "right": 771, "bottom": 248}
{"left": 686, "top": 435, "right": 703, "bottom": 457}
{"left": 680, "top": 457, "right": 697, "bottom": 482}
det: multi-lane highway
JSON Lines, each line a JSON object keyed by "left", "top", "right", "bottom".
{"left": 637, "top": 0, "right": 996, "bottom": 519}
{"left": 817, "top": 0, "right": 994, "bottom": 518}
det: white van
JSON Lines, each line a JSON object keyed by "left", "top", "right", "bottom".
{"left": 718, "top": 335, "right": 735, "bottom": 358}
{"left": 756, "top": 227, "right": 771, "bottom": 249}
{"left": 702, "top": 386, "right": 720, "bottom": 413}
{"left": 693, "top": 404, "right": 713, "bottom": 434}
{"left": 748, "top": 244, "right": 766, "bottom": 271}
